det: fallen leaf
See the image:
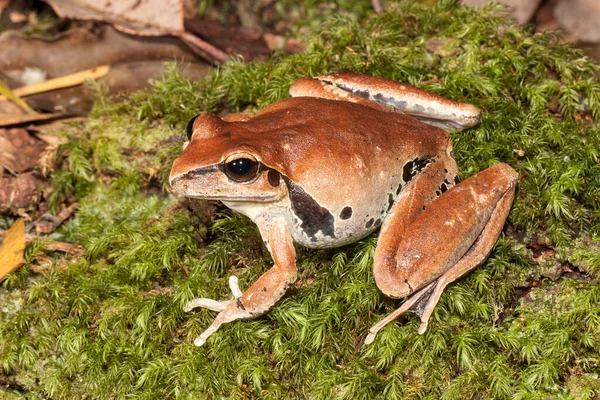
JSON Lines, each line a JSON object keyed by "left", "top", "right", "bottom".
{"left": 43, "top": 0, "right": 228, "bottom": 63}
{"left": 0, "top": 172, "right": 45, "bottom": 214}
{"left": 1, "top": 127, "right": 47, "bottom": 173}
{"left": 0, "top": 218, "right": 25, "bottom": 281}
{"left": 0, "top": 135, "right": 19, "bottom": 176}
{"left": 0, "top": 26, "right": 199, "bottom": 80}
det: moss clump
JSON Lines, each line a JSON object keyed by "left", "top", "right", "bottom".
{"left": 1, "top": 1, "right": 600, "bottom": 398}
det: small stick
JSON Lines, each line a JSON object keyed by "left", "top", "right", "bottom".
{"left": 0, "top": 66, "right": 110, "bottom": 101}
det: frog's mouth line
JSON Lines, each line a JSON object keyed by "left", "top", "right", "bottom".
{"left": 184, "top": 194, "right": 282, "bottom": 202}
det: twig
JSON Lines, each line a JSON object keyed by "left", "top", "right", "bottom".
{"left": 0, "top": 66, "right": 110, "bottom": 101}
{"left": 0, "top": 230, "right": 82, "bottom": 254}
{"left": 178, "top": 31, "right": 230, "bottom": 65}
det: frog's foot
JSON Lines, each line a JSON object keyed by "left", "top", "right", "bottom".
{"left": 365, "top": 283, "right": 436, "bottom": 345}
{"left": 185, "top": 276, "right": 255, "bottom": 346}
{"left": 184, "top": 276, "right": 243, "bottom": 312}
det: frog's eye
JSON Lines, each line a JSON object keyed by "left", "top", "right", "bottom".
{"left": 224, "top": 156, "right": 260, "bottom": 182}
{"left": 186, "top": 115, "right": 199, "bottom": 140}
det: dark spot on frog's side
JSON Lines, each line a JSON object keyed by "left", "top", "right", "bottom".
{"left": 365, "top": 218, "right": 375, "bottom": 229}
{"left": 268, "top": 170, "right": 281, "bottom": 187}
{"left": 340, "top": 206, "right": 353, "bottom": 220}
{"left": 387, "top": 193, "right": 394, "bottom": 211}
{"left": 284, "top": 178, "right": 335, "bottom": 240}
{"left": 402, "top": 157, "right": 432, "bottom": 184}
{"left": 262, "top": 287, "right": 267, "bottom": 293}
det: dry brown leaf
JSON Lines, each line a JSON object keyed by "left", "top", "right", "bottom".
{"left": 43, "top": 0, "right": 228, "bottom": 63}
{"left": 0, "top": 218, "right": 25, "bottom": 281}
{"left": 0, "top": 172, "right": 45, "bottom": 214}
{"left": 0, "top": 135, "right": 19, "bottom": 176}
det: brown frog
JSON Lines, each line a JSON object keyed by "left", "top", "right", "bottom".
{"left": 169, "top": 74, "right": 518, "bottom": 346}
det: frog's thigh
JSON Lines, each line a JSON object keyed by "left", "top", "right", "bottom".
{"left": 373, "top": 154, "right": 457, "bottom": 292}
{"left": 369, "top": 163, "right": 517, "bottom": 341}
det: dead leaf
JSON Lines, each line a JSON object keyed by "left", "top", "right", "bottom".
{"left": 36, "top": 132, "right": 68, "bottom": 176}
{"left": 1, "top": 127, "right": 47, "bottom": 173}
{"left": 0, "top": 218, "right": 25, "bottom": 281}
{"left": 0, "top": 135, "right": 19, "bottom": 176}
{"left": 43, "top": 0, "right": 228, "bottom": 63}
{"left": 0, "top": 26, "right": 199, "bottom": 81}
{"left": 0, "top": 172, "right": 45, "bottom": 214}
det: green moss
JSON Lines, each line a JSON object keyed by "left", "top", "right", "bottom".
{"left": 1, "top": 1, "right": 600, "bottom": 398}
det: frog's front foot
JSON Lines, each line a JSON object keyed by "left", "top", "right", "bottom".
{"left": 184, "top": 276, "right": 243, "bottom": 312}
{"left": 185, "top": 275, "right": 252, "bottom": 346}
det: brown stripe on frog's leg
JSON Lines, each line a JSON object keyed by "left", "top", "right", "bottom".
{"left": 290, "top": 74, "right": 481, "bottom": 131}
{"left": 366, "top": 163, "right": 517, "bottom": 344}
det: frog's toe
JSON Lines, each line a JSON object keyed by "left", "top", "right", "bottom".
{"left": 184, "top": 298, "right": 233, "bottom": 312}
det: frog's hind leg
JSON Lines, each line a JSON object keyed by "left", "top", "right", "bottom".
{"left": 289, "top": 73, "right": 480, "bottom": 131}
{"left": 367, "top": 163, "right": 517, "bottom": 344}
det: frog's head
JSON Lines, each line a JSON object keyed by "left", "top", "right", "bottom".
{"left": 169, "top": 113, "right": 287, "bottom": 202}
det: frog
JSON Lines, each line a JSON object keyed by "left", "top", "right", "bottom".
{"left": 169, "top": 73, "right": 518, "bottom": 346}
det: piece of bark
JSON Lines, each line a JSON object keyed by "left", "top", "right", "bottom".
{"left": 21, "top": 60, "right": 210, "bottom": 115}
{"left": 185, "top": 19, "right": 270, "bottom": 61}
{"left": 0, "top": 172, "right": 46, "bottom": 214}
{"left": 0, "top": 25, "right": 200, "bottom": 83}
{"left": 555, "top": 0, "right": 600, "bottom": 43}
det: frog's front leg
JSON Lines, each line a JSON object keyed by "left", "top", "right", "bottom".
{"left": 366, "top": 163, "right": 517, "bottom": 344}
{"left": 185, "top": 216, "right": 297, "bottom": 346}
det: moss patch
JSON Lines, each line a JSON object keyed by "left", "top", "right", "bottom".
{"left": 1, "top": 1, "right": 600, "bottom": 398}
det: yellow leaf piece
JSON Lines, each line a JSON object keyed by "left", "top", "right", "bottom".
{"left": 0, "top": 80, "right": 34, "bottom": 114}
{"left": 0, "top": 219, "right": 26, "bottom": 281}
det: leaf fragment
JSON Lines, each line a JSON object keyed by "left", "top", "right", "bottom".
{"left": 0, "top": 218, "right": 25, "bottom": 281}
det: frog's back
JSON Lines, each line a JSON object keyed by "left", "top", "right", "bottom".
{"left": 228, "top": 97, "right": 452, "bottom": 248}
